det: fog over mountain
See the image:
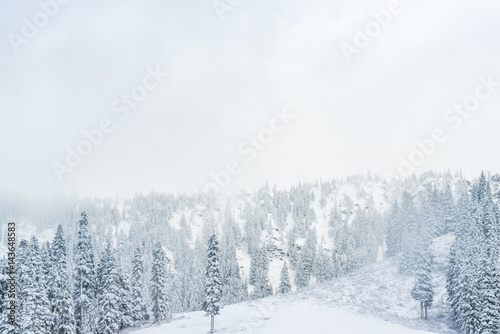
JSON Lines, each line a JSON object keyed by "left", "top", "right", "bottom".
{"left": 1, "top": 0, "right": 500, "bottom": 197}
{"left": 1, "top": 1, "right": 500, "bottom": 333}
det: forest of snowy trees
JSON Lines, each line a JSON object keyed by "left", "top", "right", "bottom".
{"left": 0, "top": 171, "right": 499, "bottom": 333}
{"left": 447, "top": 173, "right": 500, "bottom": 333}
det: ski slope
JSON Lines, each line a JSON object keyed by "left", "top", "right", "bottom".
{"left": 128, "top": 299, "right": 436, "bottom": 334}
{"left": 128, "top": 234, "right": 457, "bottom": 334}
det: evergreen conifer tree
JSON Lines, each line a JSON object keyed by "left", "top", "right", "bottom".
{"left": 73, "top": 212, "right": 96, "bottom": 334}
{"left": 131, "top": 247, "right": 149, "bottom": 323}
{"left": 411, "top": 240, "right": 434, "bottom": 320}
{"left": 96, "top": 242, "right": 121, "bottom": 334}
{"left": 150, "top": 242, "right": 169, "bottom": 322}
{"left": 277, "top": 262, "right": 292, "bottom": 294}
{"left": 18, "top": 237, "right": 51, "bottom": 333}
{"left": 50, "top": 225, "right": 76, "bottom": 334}
{"left": 203, "top": 235, "right": 222, "bottom": 333}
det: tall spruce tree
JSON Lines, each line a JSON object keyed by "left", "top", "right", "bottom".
{"left": 131, "top": 247, "right": 149, "bottom": 323}
{"left": 478, "top": 255, "right": 500, "bottom": 333}
{"left": 117, "top": 269, "right": 134, "bottom": 330}
{"left": 313, "top": 250, "right": 334, "bottom": 283}
{"left": 220, "top": 230, "right": 247, "bottom": 306}
{"left": 203, "top": 235, "right": 222, "bottom": 334}
{"left": 14, "top": 240, "right": 28, "bottom": 333}
{"left": 50, "top": 225, "right": 76, "bottom": 334}
{"left": 295, "top": 231, "right": 316, "bottom": 288}
{"left": 251, "top": 247, "right": 273, "bottom": 299}
{"left": 18, "top": 237, "right": 51, "bottom": 333}
{"left": 73, "top": 212, "right": 96, "bottom": 334}
{"left": 386, "top": 201, "right": 402, "bottom": 257}
{"left": 0, "top": 258, "right": 16, "bottom": 334}
{"left": 477, "top": 189, "right": 500, "bottom": 333}
{"left": 446, "top": 172, "right": 500, "bottom": 332}
{"left": 411, "top": 239, "right": 434, "bottom": 320}
{"left": 150, "top": 242, "right": 169, "bottom": 322}
{"left": 277, "top": 262, "right": 292, "bottom": 294}
{"left": 0, "top": 259, "right": 15, "bottom": 334}
{"left": 399, "top": 192, "right": 419, "bottom": 275}
{"left": 96, "top": 242, "right": 121, "bottom": 334}
{"left": 441, "top": 183, "right": 456, "bottom": 232}
{"left": 446, "top": 240, "right": 461, "bottom": 326}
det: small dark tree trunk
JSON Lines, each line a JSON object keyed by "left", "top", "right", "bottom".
{"left": 211, "top": 315, "right": 215, "bottom": 333}
{"left": 420, "top": 301, "right": 424, "bottom": 320}
{"left": 424, "top": 305, "right": 428, "bottom": 320}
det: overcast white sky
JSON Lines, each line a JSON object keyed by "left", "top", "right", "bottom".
{"left": 1, "top": 0, "right": 499, "bottom": 197}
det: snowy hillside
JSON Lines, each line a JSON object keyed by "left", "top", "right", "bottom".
{"left": 5, "top": 171, "right": 492, "bottom": 334}
{"left": 0, "top": 172, "right": 466, "bottom": 285}
{"left": 305, "top": 234, "right": 457, "bottom": 334}
{"left": 128, "top": 299, "right": 437, "bottom": 334}
{"left": 127, "top": 234, "right": 457, "bottom": 334}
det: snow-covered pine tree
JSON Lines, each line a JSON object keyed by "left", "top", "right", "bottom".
{"left": 385, "top": 201, "right": 402, "bottom": 257}
{"left": 458, "top": 273, "right": 481, "bottom": 333}
{"left": 427, "top": 186, "right": 444, "bottom": 236}
{"left": 478, "top": 254, "right": 500, "bottom": 333}
{"left": 399, "top": 192, "right": 419, "bottom": 275}
{"left": 449, "top": 189, "right": 482, "bottom": 333}
{"left": 14, "top": 240, "right": 28, "bottom": 332}
{"left": 440, "top": 183, "right": 456, "bottom": 233}
{"left": 249, "top": 250, "right": 259, "bottom": 286}
{"left": 18, "top": 236, "right": 51, "bottom": 333}
{"left": 294, "top": 256, "right": 308, "bottom": 289}
{"left": 0, "top": 259, "right": 15, "bottom": 334}
{"left": 117, "top": 269, "right": 134, "bottom": 330}
{"left": 411, "top": 239, "right": 434, "bottom": 320}
{"left": 166, "top": 271, "right": 182, "bottom": 313}
{"left": 50, "top": 224, "right": 76, "bottom": 334}
{"left": 477, "top": 193, "right": 500, "bottom": 333}
{"left": 272, "top": 187, "right": 290, "bottom": 231}
{"left": 295, "top": 230, "right": 316, "bottom": 288}
{"left": 185, "top": 237, "right": 208, "bottom": 311}
{"left": 150, "top": 242, "right": 169, "bottom": 322}
{"left": 220, "top": 253, "right": 247, "bottom": 306}
{"left": 251, "top": 247, "right": 273, "bottom": 299}
{"left": 131, "top": 247, "right": 149, "bottom": 323}
{"left": 474, "top": 171, "right": 489, "bottom": 203}
{"left": 287, "top": 230, "right": 299, "bottom": 268}
{"left": 277, "top": 262, "right": 291, "bottom": 294}
{"left": 446, "top": 238, "right": 462, "bottom": 326}
{"left": 220, "top": 226, "right": 247, "bottom": 306}
{"left": 313, "top": 249, "right": 334, "bottom": 283}
{"left": 0, "top": 297, "right": 12, "bottom": 333}
{"left": 203, "top": 234, "right": 222, "bottom": 333}
{"left": 73, "top": 212, "right": 96, "bottom": 334}
{"left": 96, "top": 241, "right": 121, "bottom": 334}
{"left": 455, "top": 193, "right": 472, "bottom": 240}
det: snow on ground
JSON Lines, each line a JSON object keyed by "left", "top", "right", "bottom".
{"left": 128, "top": 298, "right": 437, "bottom": 334}
{"left": 128, "top": 234, "right": 457, "bottom": 334}
{"left": 302, "top": 234, "right": 458, "bottom": 334}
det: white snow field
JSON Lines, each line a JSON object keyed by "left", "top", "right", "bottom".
{"left": 128, "top": 234, "right": 457, "bottom": 334}
{"left": 129, "top": 299, "right": 436, "bottom": 334}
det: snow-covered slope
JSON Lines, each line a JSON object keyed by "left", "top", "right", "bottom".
{"left": 127, "top": 234, "right": 457, "bottom": 334}
{"left": 305, "top": 234, "right": 456, "bottom": 333}
{"left": 127, "top": 299, "right": 437, "bottom": 334}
